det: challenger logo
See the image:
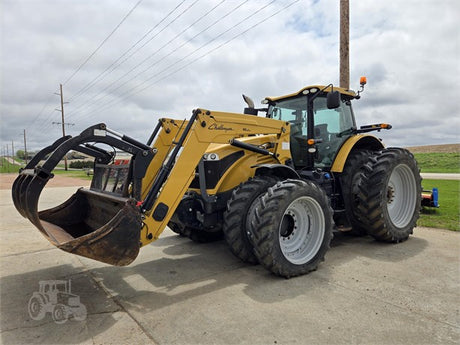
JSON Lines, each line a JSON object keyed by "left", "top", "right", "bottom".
{"left": 208, "top": 123, "right": 233, "bottom": 131}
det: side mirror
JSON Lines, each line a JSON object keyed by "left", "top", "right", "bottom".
{"left": 327, "top": 91, "right": 340, "bottom": 109}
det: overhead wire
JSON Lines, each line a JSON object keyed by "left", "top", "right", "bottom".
{"left": 131, "top": 0, "right": 304, "bottom": 97}
{"left": 31, "top": 0, "right": 301, "bottom": 137}
{"left": 26, "top": 0, "right": 143, "bottom": 137}
{"left": 72, "top": 0, "right": 297, "bottom": 121}
{"left": 35, "top": 108, "right": 60, "bottom": 133}
{"left": 66, "top": 0, "right": 203, "bottom": 117}
{"left": 68, "top": 0, "right": 253, "bottom": 119}
{"left": 68, "top": 0, "right": 224, "bottom": 115}
{"left": 27, "top": 94, "right": 58, "bottom": 130}
{"left": 62, "top": 0, "right": 144, "bottom": 86}
{"left": 68, "top": 0, "right": 187, "bottom": 103}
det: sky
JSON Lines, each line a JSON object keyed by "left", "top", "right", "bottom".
{"left": 1, "top": 0, "right": 459, "bottom": 154}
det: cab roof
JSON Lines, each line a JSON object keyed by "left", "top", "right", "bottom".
{"left": 264, "top": 85, "right": 356, "bottom": 103}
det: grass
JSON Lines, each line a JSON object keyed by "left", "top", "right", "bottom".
{"left": 0, "top": 156, "right": 91, "bottom": 181}
{"left": 0, "top": 158, "right": 21, "bottom": 173}
{"left": 52, "top": 169, "right": 93, "bottom": 180}
{"left": 419, "top": 179, "right": 459, "bottom": 231}
{"left": 414, "top": 152, "right": 460, "bottom": 173}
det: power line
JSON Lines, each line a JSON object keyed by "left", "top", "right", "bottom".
{"left": 27, "top": 0, "right": 143, "bottom": 136}
{"left": 119, "top": 0, "right": 299, "bottom": 104}
{"left": 69, "top": 0, "right": 224, "bottom": 114}
{"left": 67, "top": 0, "right": 201, "bottom": 117}
{"left": 69, "top": 0, "right": 261, "bottom": 120}
{"left": 68, "top": 0, "right": 252, "bottom": 119}
{"left": 27, "top": 0, "right": 143, "bottom": 133}
{"left": 126, "top": 0, "right": 274, "bottom": 95}
{"left": 67, "top": 0, "right": 187, "bottom": 103}
{"left": 35, "top": 107, "right": 60, "bottom": 133}
{"left": 74, "top": 0, "right": 300, "bottom": 122}
{"left": 66, "top": 0, "right": 232, "bottom": 114}
{"left": 27, "top": 95, "right": 57, "bottom": 129}
{"left": 62, "top": 0, "right": 144, "bottom": 86}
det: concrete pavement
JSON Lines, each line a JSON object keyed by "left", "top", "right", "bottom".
{"left": 0, "top": 186, "right": 459, "bottom": 345}
{"left": 421, "top": 173, "right": 460, "bottom": 180}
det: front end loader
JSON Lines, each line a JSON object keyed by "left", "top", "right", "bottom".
{"left": 12, "top": 80, "right": 422, "bottom": 278}
{"left": 12, "top": 110, "right": 291, "bottom": 267}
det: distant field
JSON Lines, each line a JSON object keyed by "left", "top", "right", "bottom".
{"left": 413, "top": 152, "right": 460, "bottom": 173}
{"left": 406, "top": 143, "right": 460, "bottom": 153}
{"left": 406, "top": 143, "right": 460, "bottom": 173}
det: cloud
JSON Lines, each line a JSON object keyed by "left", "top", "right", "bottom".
{"left": 1, "top": 0, "right": 459, "bottom": 152}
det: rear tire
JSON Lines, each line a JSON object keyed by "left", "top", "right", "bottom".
{"left": 249, "top": 179, "right": 333, "bottom": 278}
{"left": 339, "top": 149, "right": 373, "bottom": 235}
{"left": 73, "top": 304, "right": 87, "bottom": 321}
{"left": 52, "top": 304, "right": 68, "bottom": 324}
{"left": 223, "top": 176, "right": 279, "bottom": 264}
{"left": 356, "top": 148, "right": 421, "bottom": 243}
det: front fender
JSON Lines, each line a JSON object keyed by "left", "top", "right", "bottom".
{"left": 254, "top": 164, "right": 300, "bottom": 179}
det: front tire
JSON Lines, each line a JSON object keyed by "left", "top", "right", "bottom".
{"left": 356, "top": 148, "right": 421, "bottom": 243}
{"left": 28, "top": 295, "right": 46, "bottom": 320}
{"left": 168, "top": 195, "right": 223, "bottom": 243}
{"left": 249, "top": 179, "right": 333, "bottom": 278}
{"left": 223, "top": 176, "right": 279, "bottom": 264}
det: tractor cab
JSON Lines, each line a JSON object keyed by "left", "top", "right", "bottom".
{"left": 40, "top": 280, "right": 69, "bottom": 294}
{"left": 264, "top": 85, "right": 358, "bottom": 170}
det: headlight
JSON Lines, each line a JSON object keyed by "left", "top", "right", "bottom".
{"left": 203, "top": 153, "right": 219, "bottom": 161}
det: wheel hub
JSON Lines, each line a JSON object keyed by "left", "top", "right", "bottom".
{"left": 386, "top": 185, "right": 395, "bottom": 204}
{"left": 278, "top": 196, "right": 325, "bottom": 265}
{"left": 386, "top": 164, "right": 418, "bottom": 228}
{"left": 280, "top": 212, "right": 296, "bottom": 239}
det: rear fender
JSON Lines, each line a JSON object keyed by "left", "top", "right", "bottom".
{"left": 331, "top": 134, "right": 384, "bottom": 173}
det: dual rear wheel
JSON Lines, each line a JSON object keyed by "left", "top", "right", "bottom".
{"left": 355, "top": 148, "right": 421, "bottom": 242}
{"left": 341, "top": 148, "right": 421, "bottom": 242}
{"left": 222, "top": 148, "right": 421, "bottom": 278}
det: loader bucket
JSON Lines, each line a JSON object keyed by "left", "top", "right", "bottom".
{"left": 11, "top": 123, "right": 155, "bottom": 266}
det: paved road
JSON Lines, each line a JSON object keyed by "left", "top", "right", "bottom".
{"left": 421, "top": 173, "right": 460, "bottom": 180}
{"left": 1, "top": 157, "right": 23, "bottom": 165}
{"left": 0, "top": 187, "right": 459, "bottom": 345}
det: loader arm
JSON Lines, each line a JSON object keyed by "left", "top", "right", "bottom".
{"left": 139, "top": 108, "right": 291, "bottom": 246}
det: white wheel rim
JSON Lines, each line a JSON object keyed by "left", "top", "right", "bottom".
{"left": 278, "top": 196, "right": 325, "bottom": 265}
{"left": 386, "top": 164, "right": 417, "bottom": 228}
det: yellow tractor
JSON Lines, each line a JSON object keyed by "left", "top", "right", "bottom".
{"left": 12, "top": 79, "right": 421, "bottom": 278}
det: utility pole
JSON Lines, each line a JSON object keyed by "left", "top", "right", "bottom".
{"left": 340, "top": 0, "right": 350, "bottom": 89}
{"left": 6, "top": 144, "right": 10, "bottom": 171}
{"left": 23, "top": 129, "right": 28, "bottom": 165}
{"left": 11, "top": 140, "right": 15, "bottom": 164}
{"left": 55, "top": 83, "right": 71, "bottom": 170}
